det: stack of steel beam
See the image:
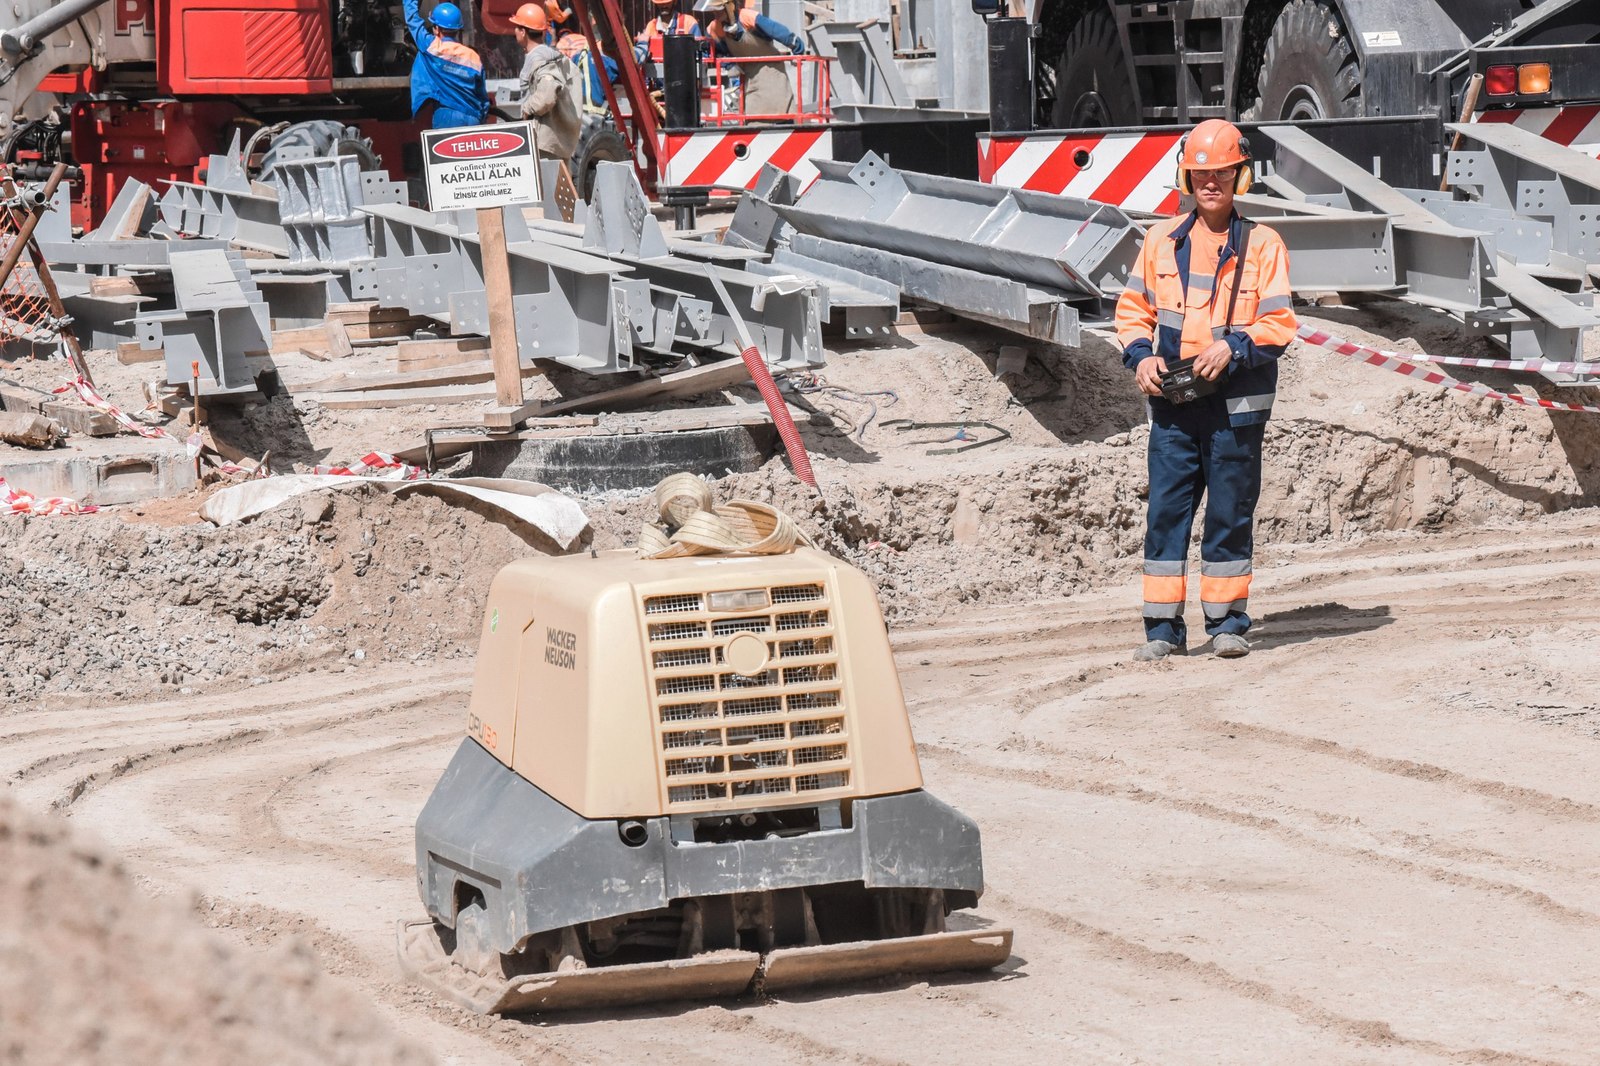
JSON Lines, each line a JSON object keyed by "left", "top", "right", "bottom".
{"left": 726, "top": 152, "right": 1145, "bottom": 347}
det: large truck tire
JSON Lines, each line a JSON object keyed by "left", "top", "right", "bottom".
{"left": 257, "top": 120, "right": 382, "bottom": 180}
{"left": 1050, "top": 8, "right": 1139, "bottom": 129}
{"left": 1242, "top": 0, "right": 1362, "bottom": 122}
{"left": 573, "top": 120, "right": 630, "bottom": 201}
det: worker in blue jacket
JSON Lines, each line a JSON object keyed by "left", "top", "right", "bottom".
{"left": 404, "top": 0, "right": 491, "bottom": 128}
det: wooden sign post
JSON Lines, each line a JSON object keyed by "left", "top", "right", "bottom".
{"left": 420, "top": 122, "right": 542, "bottom": 412}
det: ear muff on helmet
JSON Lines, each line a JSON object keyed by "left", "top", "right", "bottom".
{"left": 1175, "top": 132, "right": 1255, "bottom": 195}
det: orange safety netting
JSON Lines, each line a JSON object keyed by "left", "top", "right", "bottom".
{"left": 0, "top": 161, "right": 64, "bottom": 346}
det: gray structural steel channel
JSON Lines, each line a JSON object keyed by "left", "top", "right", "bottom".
{"left": 357, "top": 201, "right": 822, "bottom": 374}
{"left": 1444, "top": 121, "right": 1600, "bottom": 269}
{"left": 1259, "top": 124, "right": 1600, "bottom": 370}
{"left": 266, "top": 152, "right": 408, "bottom": 268}
{"left": 157, "top": 154, "right": 290, "bottom": 259}
{"left": 782, "top": 154, "right": 1141, "bottom": 302}
{"left": 732, "top": 152, "right": 1147, "bottom": 345}
{"left": 133, "top": 248, "right": 271, "bottom": 395}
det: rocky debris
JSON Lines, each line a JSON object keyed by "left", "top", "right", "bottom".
{"left": 0, "top": 484, "right": 576, "bottom": 701}
{"left": 0, "top": 793, "right": 434, "bottom": 1066}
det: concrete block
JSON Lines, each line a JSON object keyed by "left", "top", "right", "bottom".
{"left": 0, "top": 436, "right": 197, "bottom": 507}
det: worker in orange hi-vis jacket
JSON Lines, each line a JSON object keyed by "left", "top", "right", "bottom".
{"left": 1114, "top": 118, "right": 1297, "bottom": 663}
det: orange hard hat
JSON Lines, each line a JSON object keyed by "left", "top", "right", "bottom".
{"left": 509, "top": 2, "right": 547, "bottom": 30}
{"left": 1177, "top": 119, "right": 1251, "bottom": 171}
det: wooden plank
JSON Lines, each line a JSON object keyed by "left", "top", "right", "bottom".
{"left": 91, "top": 274, "right": 171, "bottom": 298}
{"left": 478, "top": 206, "right": 523, "bottom": 408}
{"left": 482, "top": 358, "right": 770, "bottom": 430}
{"left": 326, "top": 301, "right": 419, "bottom": 322}
{"left": 0, "top": 381, "right": 121, "bottom": 437}
{"left": 395, "top": 335, "right": 491, "bottom": 361}
{"left": 117, "top": 341, "right": 164, "bottom": 365}
{"left": 345, "top": 317, "right": 433, "bottom": 341}
{"left": 302, "top": 384, "right": 499, "bottom": 410}
{"left": 269, "top": 321, "right": 353, "bottom": 358}
{"left": 392, "top": 347, "right": 491, "bottom": 372}
{"left": 299, "top": 359, "right": 543, "bottom": 395}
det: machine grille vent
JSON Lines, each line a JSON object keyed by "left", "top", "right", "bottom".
{"left": 645, "top": 580, "right": 853, "bottom": 810}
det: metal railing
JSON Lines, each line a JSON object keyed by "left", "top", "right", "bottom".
{"left": 704, "top": 54, "right": 832, "bottom": 126}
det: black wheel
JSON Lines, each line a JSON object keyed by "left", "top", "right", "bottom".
{"left": 1050, "top": 8, "right": 1139, "bottom": 129}
{"left": 256, "top": 120, "right": 382, "bottom": 181}
{"left": 1242, "top": 0, "right": 1362, "bottom": 122}
{"left": 573, "top": 121, "right": 630, "bottom": 201}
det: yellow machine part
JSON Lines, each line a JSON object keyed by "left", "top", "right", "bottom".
{"left": 462, "top": 547, "right": 924, "bottom": 820}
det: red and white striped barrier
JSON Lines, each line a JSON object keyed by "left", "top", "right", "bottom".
{"left": 53, "top": 377, "right": 202, "bottom": 459}
{"left": 1297, "top": 325, "right": 1600, "bottom": 415}
{"left": 1472, "top": 105, "right": 1600, "bottom": 159}
{"left": 659, "top": 128, "right": 832, "bottom": 194}
{"left": 979, "top": 130, "right": 1183, "bottom": 214}
{"left": 310, "top": 451, "right": 425, "bottom": 480}
{"left": 1, "top": 476, "right": 96, "bottom": 516}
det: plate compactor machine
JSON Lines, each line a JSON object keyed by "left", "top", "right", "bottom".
{"left": 398, "top": 543, "right": 1012, "bottom": 1013}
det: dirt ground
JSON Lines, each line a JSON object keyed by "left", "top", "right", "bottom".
{"left": 5, "top": 299, "right": 1600, "bottom": 1063}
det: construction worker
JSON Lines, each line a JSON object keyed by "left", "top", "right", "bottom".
{"left": 557, "top": 30, "right": 620, "bottom": 115}
{"left": 633, "top": 0, "right": 704, "bottom": 67}
{"left": 403, "top": 0, "right": 490, "bottom": 129}
{"left": 509, "top": 3, "right": 581, "bottom": 162}
{"left": 543, "top": 0, "right": 575, "bottom": 35}
{"left": 697, "top": 0, "right": 806, "bottom": 119}
{"left": 1115, "top": 119, "right": 1297, "bottom": 661}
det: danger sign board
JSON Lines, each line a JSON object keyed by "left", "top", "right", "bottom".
{"left": 421, "top": 122, "right": 541, "bottom": 212}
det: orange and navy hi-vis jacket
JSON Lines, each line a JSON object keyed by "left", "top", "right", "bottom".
{"left": 1114, "top": 210, "right": 1296, "bottom": 426}
{"left": 404, "top": 0, "right": 488, "bottom": 122}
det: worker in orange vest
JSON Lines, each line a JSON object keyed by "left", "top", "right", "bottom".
{"left": 633, "top": 0, "right": 704, "bottom": 66}
{"left": 1115, "top": 119, "right": 1297, "bottom": 661}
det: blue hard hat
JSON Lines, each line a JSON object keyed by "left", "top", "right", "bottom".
{"left": 430, "top": 2, "right": 464, "bottom": 30}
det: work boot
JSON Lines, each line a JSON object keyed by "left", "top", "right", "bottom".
{"left": 1133, "top": 640, "right": 1183, "bottom": 662}
{"left": 1212, "top": 633, "right": 1250, "bottom": 658}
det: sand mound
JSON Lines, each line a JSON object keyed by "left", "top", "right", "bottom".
{"left": 0, "top": 792, "right": 433, "bottom": 1066}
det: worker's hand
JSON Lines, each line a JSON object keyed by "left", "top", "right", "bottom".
{"left": 707, "top": 18, "right": 725, "bottom": 39}
{"left": 1193, "top": 339, "right": 1234, "bottom": 381}
{"left": 1134, "top": 356, "right": 1166, "bottom": 397}
{"left": 738, "top": 7, "right": 757, "bottom": 29}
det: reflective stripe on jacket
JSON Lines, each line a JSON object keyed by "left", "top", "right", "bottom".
{"left": 404, "top": 0, "right": 489, "bottom": 123}
{"left": 1114, "top": 210, "right": 1297, "bottom": 426}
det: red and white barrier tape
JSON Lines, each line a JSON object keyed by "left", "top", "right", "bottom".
{"left": 53, "top": 377, "right": 203, "bottom": 458}
{"left": 310, "top": 451, "right": 426, "bottom": 480}
{"left": 1, "top": 476, "right": 96, "bottom": 516}
{"left": 1297, "top": 326, "right": 1600, "bottom": 416}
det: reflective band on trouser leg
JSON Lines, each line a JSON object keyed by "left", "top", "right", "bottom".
{"left": 1142, "top": 561, "right": 1186, "bottom": 619}
{"left": 1200, "top": 573, "right": 1251, "bottom": 619}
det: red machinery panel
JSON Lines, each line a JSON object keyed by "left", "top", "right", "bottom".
{"left": 69, "top": 100, "right": 241, "bottom": 230}
{"left": 157, "top": 0, "right": 333, "bottom": 94}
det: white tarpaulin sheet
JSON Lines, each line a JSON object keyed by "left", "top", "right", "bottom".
{"left": 199, "top": 475, "right": 590, "bottom": 549}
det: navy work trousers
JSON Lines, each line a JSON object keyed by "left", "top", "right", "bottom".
{"left": 1142, "top": 398, "right": 1265, "bottom": 647}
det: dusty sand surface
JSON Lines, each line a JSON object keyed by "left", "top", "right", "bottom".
{"left": 6, "top": 517, "right": 1600, "bottom": 1064}
{"left": 5, "top": 299, "right": 1600, "bottom": 1062}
